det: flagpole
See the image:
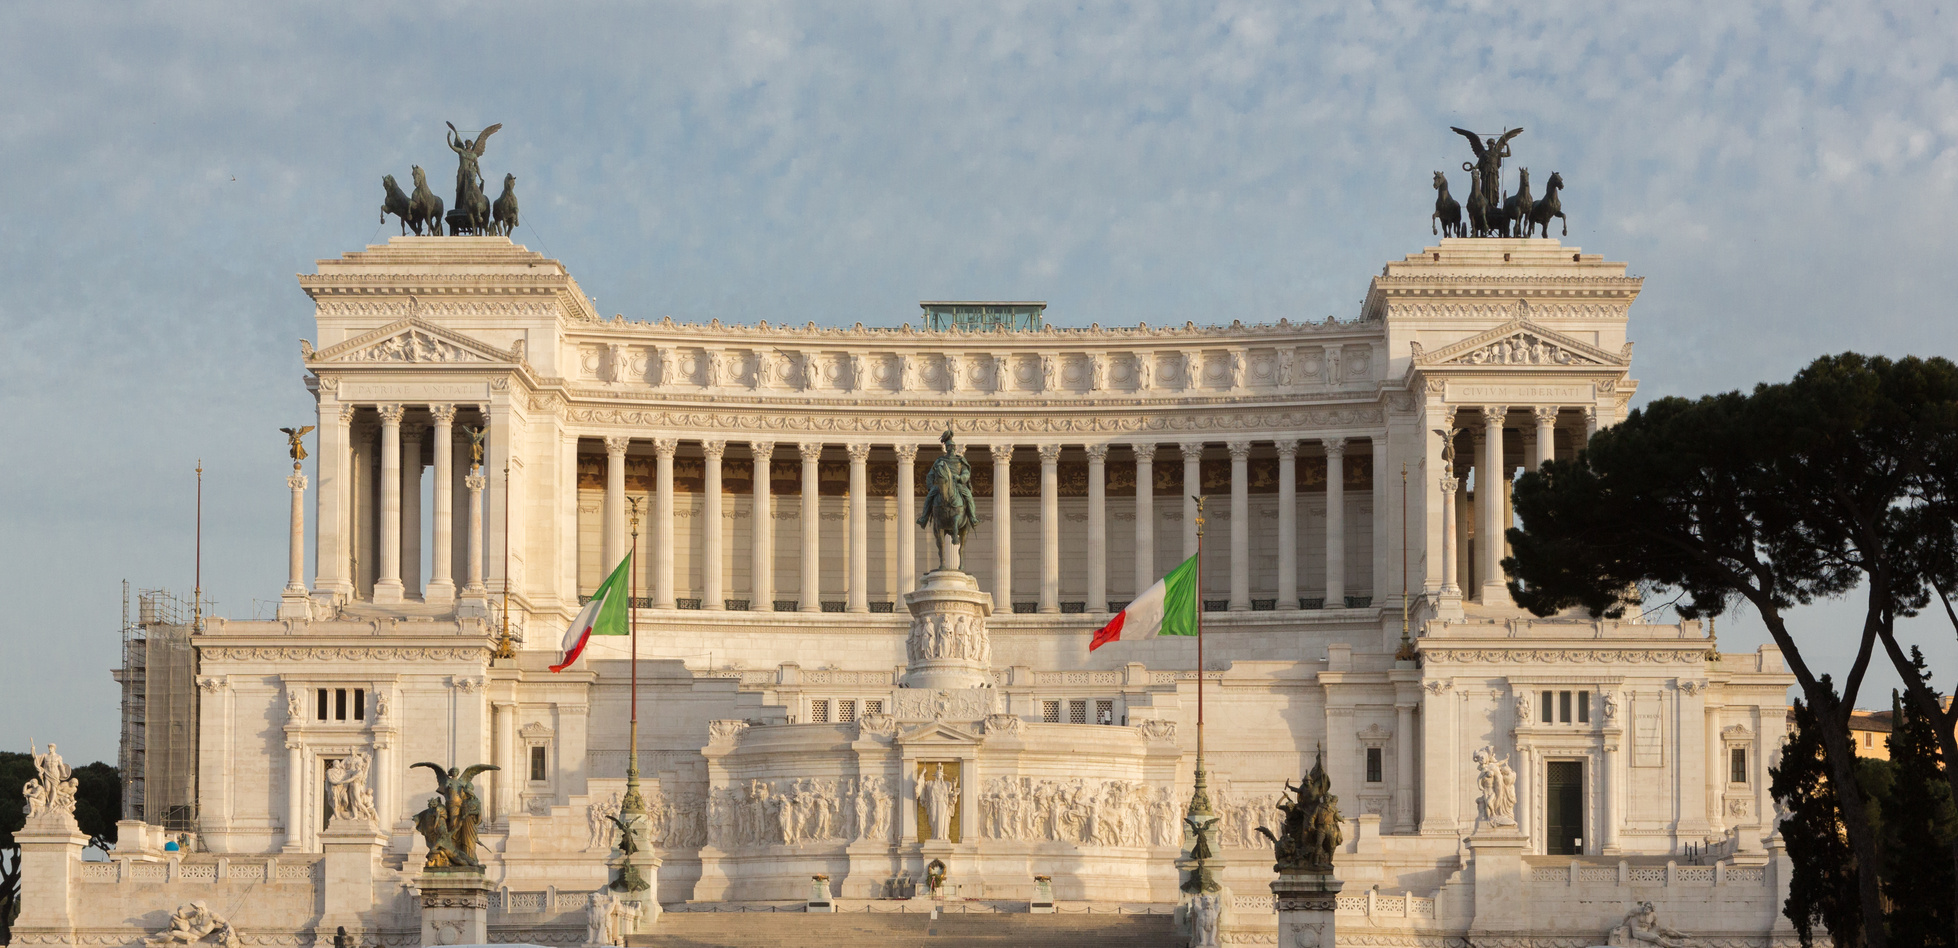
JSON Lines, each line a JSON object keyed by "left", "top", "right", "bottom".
{"left": 193, "top": 461, "right": 204, "bottom": 633}
{"left": 1397, "top": 462, "right": 1414, "bottom": 661}
{"left": 623, "top": 496, "right": 644, "bottom": 815}
{"left": 1181, "top": 492, "right": 1218, "bottom": 897}
{"left": 493, "top": 460, "right": 516, "bottom": 659}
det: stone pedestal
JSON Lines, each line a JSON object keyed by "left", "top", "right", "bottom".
{"left": 1272, "top": 872, "right": 1342, "bottom": 948}
{"left": 900, "top": 569, "right": 994, "bottom": 691}
{"left": 1466, "top": 828, "right": 1529, "bottom": 941}
{"left": 418, "top": 868, "right": 490, "bottom": 946}
{"left": 612, "top": 810, "right": 662, "bottom": 932}
{"left": 10, "top": 812, "right": 86, "bottom": 941}
{"left": 319, "top": 819, "right": 389, "bottom": 939}
{"left": 1030, "top": 875, "right": 1056, "bottom": 913}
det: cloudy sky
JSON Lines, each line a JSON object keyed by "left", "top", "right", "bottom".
{"left": 4, "top": 2, "right": 1956, "bottom": 764}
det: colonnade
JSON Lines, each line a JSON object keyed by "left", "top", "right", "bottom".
{"left": 592, "top": 437, "right": 1382, "bottom": 614}
{"left": 318, "top": 402, "right": 490, "bottom": 605}
{"left": 1439, "top": 405, "right": 1589, "bottom": 603}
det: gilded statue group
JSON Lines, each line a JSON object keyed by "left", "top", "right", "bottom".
{"left": 1431, "top": 126, "right": 1566, "bottom": 238}
{"left": 380, "top": 122, "right": 519, "bottom": 237}
{"left": 411, "top": 761, "right": 499, "bottom": 869}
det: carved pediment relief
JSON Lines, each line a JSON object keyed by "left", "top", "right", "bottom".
{"left": 519, "top": 722, "right": 556, "bottom": 741}
{"left": 310, "top": 317, "right": 514, "bottom": 365}
{"left": 896, "top": 721, "right": 981, "bottom": 745}
{"left": 1411, "top": 318, "right": 1630, "bottom": 368}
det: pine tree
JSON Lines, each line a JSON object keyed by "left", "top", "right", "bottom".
{"left": 1774, "top": 688, "right": 1864, "bottom": 947}
{"left": 1881, "top": 650, "right": 1956, "bottom": 948}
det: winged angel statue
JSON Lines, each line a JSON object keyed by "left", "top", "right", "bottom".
{"left": 411, "top": 761, "right": 501, "bottom": 868}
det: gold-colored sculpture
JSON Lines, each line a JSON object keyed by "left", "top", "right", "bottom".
{"left": 464, "top": 426, "right": 488, "bottom": 471}
{"left": 280, "top": 426, "right": 315, "bottom": 469}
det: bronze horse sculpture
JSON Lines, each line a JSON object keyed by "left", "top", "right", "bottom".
{"left": 1525, "top": 170, "right": 1566, "bottom": 237}
{"left": 1464, "top": 168, "right": 1491, "bottom": 237}
{"left": 409, "top": 166, "right": 444, "bottom": 236}
{"left": 492, "top": 173, "right": 520, "bottom": 237}
{"left": 1431, "top": 172, "right": 1462, "bottom": 237}
{"left": 380, "top": 175, "right": 414, "bottom": 235}
{"left": 1501, "top": 168, "right": 1534, "bottom": 238}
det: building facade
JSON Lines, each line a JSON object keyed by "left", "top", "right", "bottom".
{"left": 25, "top": 235, "right": 1801, "bottom": 946}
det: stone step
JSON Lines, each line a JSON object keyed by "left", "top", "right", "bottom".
{"left": 628, "top": 912, "right": 1180, "bottom": 947}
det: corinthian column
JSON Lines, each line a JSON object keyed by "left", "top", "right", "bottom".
{"left": 990, "top": 444, "right": 1014, "bottom": 606}
{"left": 1479, "top": 406, "right": 1509, "bottom": 603}
{"left": 1324, "top": 437, "right": 1346, "bottom": 608}
{"left": 401, "top": 426, "right": 423, "bottom": 599}
{"left": 1533, "top": 406, "right": 1558, "bottom": 470}
{"left": 1227, "top": 440, "right": 1250, "bottom": 611}
{"left": 1275, "top": 440, "right": 1299, "bottom": 609}
{"left": 847, "top": 443, "right": 871, "bottom": 613}
{"left": 603, "top": 436, "right": 630, "bottom": 572}
{"left": 1085, "top": 444, "right": 1108, "bottom": 612}
{"left": 654, "top": 437, "right": 678, "bottom": 608}
{"left": 1132, "top": 443, "right": 1155, "bottom": 596}
{"left": 374, "top": 404, "right": 405, "bottom": 604}
{"left": 1180, "top": 442, "right": 1203, "bottom": 559}
{"left": 799, "top": 442, "right": 823, "bottom": 612}
{"left": 751, "top": 442, "right": 775, "bottom": 610}
{"left": 465, "top": 472, "right": 488, "bottom": 597}
{"left": 895, "top": 444, "right": 918, "bottom": 590}
{"left": 1439, "top": 475, "right": 1461, "bottom": 597}
{"left": 703, "top": 440, "right": 727, "bottom": 610}
{"left": 427, "top": 405, "right": 457, "bottom": 604}
{"left": 1037, "top": 443, "right": 1061, "bottom": 614}
{"left": 279, "top": 467, "right": 311, "bottom": 619}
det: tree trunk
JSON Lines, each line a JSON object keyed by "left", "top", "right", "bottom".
{"left": 1816, "top": 694, "right": 1885, "bottom": 948}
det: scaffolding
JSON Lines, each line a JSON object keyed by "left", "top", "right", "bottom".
{"left": 117, "top": 585, "right": 199, "bottom": 830}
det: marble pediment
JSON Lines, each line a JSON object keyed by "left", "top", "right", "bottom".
{"left": 895, "top": 721, "right": 982, "bottom": 746}
{"left": 1411, "top": 318, "right": 1629, "bottom": 368}
{"left": 308, "top": 317, "right": 515, "bottom": 365}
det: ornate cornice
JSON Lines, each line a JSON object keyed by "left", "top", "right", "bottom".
{"left": 202, "top": 646, "right": 490, "bottom": 663}
{"left": 1421, "top": 648, "right": 1705, "bottom": 665}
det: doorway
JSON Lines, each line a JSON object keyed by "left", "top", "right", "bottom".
{"left": 1546, "top": 760, "right": 1584, "bottom": 855}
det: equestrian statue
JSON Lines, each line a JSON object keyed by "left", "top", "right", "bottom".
{"left": 917, "top": 428, "right": 980, "bottom": 571}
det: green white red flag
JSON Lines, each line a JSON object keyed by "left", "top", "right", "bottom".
{"left": 1089, "top": 553, "right": 1199, "bottom": 651}
{"left": 551, "top": 552, "right": 631, "bottom": 671}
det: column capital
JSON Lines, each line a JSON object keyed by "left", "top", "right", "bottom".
{"left": 1226, "top": 440, "right": 1252, "bottom": 461}
{"left": 799, "top": 441, "right": 826, "bottom": 461}
{"left": 653, "top": 437, "right": 680, "bottom": 458}
{"left": 1440, "top": 475, "right": 1459, "bottom": 493}
{"left": 988, "top": 443, "right": 1016, "bottom": 460}
{"left": 466, "top": 474, "right": 487, "bottom": 491}
{"left": 1323, "top": 437, "right": 1347, "bottom": 459}
{"left": 845, "top": 442, "right": 872, "bottom": 463}
{"left": 1480, "top": 405, "right": 1510, "bottom": 428}
{"left": 702, "top": 439, "right": 727, "bottom": 460}
{"left": 429, "top": 404, "right": 457, "bottom": 425}
{"left": 1179, "top": 441, "right": 1205, "bottom": 462}
{"left": 750, "top": 441, "right": 776, "bottom": 462}
{"left": 339, "top": 403, "right": 358, "bottom": 424}
{"left": 1273, "top": 439, "right": 1299, "bottom": 459}
{"left": 288, "top": 472, "right": 309, "bottom": 492}
{"left": 893, "top": 443, "right": 919, "bottom": 462}
{"left": 604, "top": 435, "right": 631, "bottom": 457}
{"left": 1084, "top": 443, "right": 1110, "bottom": 463}
{"left": 1036, "top": 443, "right": 1063, "bottom": 463}
{"left": 376, "top": 403, "right": 405, "bottom": 425}
{"left": 1129, "top": 441, "right": 1158, "bottom": 459}
{"left": 1532, "top": 405, "right": 1560, "bottom": 424}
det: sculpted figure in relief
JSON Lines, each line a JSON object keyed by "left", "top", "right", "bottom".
{"left": 942, "top": 354, "right": 961, "bottom": 393}
{"left": 1472, "top": 746, "right": 1518, "bottom": 826}
{"left": 1136, "top": 351, "right": 1154, "bottom": 391}
{"left": 1606, "top": 900, "right": 1691, "bottom": 947}
{"left": 586, "top": 792, "right": 622, "bottom": 852}
{"left": 326, "top": 750, "right": 379, "bottom": 823}
{"left": 145, "top": 901, "right": 240, "bottom": 948}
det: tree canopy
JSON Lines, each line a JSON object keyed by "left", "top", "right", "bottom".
{"left": 1505, "top": 353, "right": 1958, "bottom": 948}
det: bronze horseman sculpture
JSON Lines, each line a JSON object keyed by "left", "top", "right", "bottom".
{"left": 411, "top": 762, "right": 500, "bottom": 869}
{"left": 917, "top": 428, "right": 980, "bottom": 570}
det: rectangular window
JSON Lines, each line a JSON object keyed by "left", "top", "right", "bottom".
{"left": 1069, "top": 700, "right": 1088, "bottom": 725}
{"left": 1366, "top": 747, "right": 1383, "bottom": 784}
{"left": 317, "top": 688, "right": 329, "bottom": 722}
{"left": 1577, "top": 691, "right": 1590, "bottom": 724}
{"left": 335, "top": 688, "right": 348, "bottom": 721}
{"left": 1541, "top": 691, "right": 1554, "bottom": 724}
{"left": 1558, "top": 690, "right": 1572, "bottom": 724}
{"left": 353, "top": 689, "right": 365, "bottom": 721}
{"left": 1730, "top": 747, "right": 1748, "bottom": 784}
{"left": 810, "top": 699, "right": 830, "bottom": 724}
{"left": 863, "top": 699, "right": 884, "bottom": 715}
{"left": 838, "top": 699, "right": 857, "bottom": 723}
{"left": 1042, "top": 700, "right": 1061, "bottom": 723}
{"left": 530, "top": 745, "right": 548, "bottom": 782}
{"left": 1095, "top": 700, "right": 1115, "bottom": 725}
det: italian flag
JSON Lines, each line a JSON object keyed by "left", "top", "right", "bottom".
{"left": 551, "top": 552, "right": 632, "bottom": 672}
{"left": 1089, "top": 553, "right": 1199, "bottom": 651}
